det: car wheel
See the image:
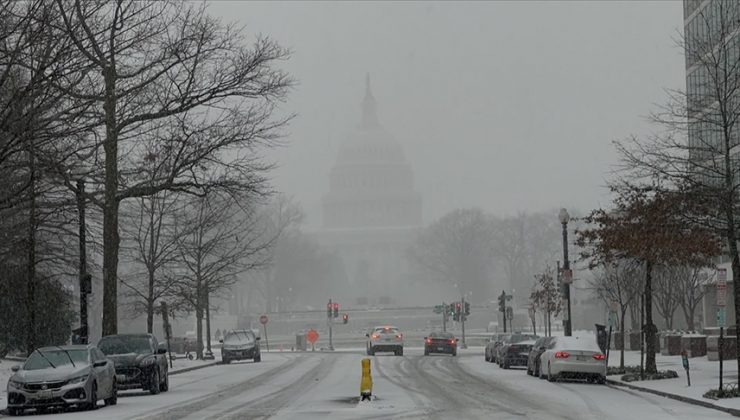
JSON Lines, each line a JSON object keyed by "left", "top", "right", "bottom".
{"left": 397, "top": 348, "right": 403, "bottom": 356}
{"left": 503, "top": 361, "right": 509, "bottom": 369}
{"left": 596, "top": 375, "right": 606, "bottom": 385}
{"left": 105, "top": 378, "right": 118, "bottom": 405}
{"left": 223, "top": 357, "right": 231, "bottom": 364}
{"left": 149, "top": 369, "right": 161, "bottom": 395}
{"left": 424, "top": 348, "right": 429, "bottom": 356}
{"left": 161, "top": 371, "right": 169, "bottom": 392}
{"left": 484, "top": 352, "right": 489, "bottom": 362}
{"left": 254, "top": 352, "right": 261, "bottom": 363}
{"left": 7, "top": 408, "right": 20, "bottom": 416}
{"left": 368, "top": 347, "right": 375, "bottom": 356}
{"left": 452, "top": 351, "right": 457, "bottom": 357}
{"left": 87, "top": 382, "right": 99, "bottom": 410}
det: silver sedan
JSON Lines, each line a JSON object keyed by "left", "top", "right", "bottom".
{"left": 6, "top": 345, "right": 117, "bottom": 415}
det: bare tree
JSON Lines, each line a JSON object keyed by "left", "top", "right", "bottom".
{"left": 173, "top": 192, "right": 269, "bottom": 359}
{"left": 675, "top": 266, "right": 712, "bottom": 331}
{"left": 531, "top": 268, "right": 561, "bottom": 337}
{"left": 51, "top": 0, "right": 292, "bottom": 335}
{"left": 409, "top": 208, "right": 497, "bottom": 299}
{"left": 589, "top": 260, "right": 641, "bottom": 369}
{"left": 120, "top": 190, "right": 185, "bottom": 333}
{"left": 653, "top": 265, "right": 682, "bottom": 330}
{"left": 615, "top": 2, "right": 740, "bottom": 371}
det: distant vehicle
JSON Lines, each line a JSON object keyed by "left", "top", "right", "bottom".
{"left": 494, "top": 333, "right": 538, "bottom": 365}
{"left": 366, "top": 326, "right": 404, "bottom": 356}
{"left": 484, "top": 333, "right": 507, "bottom": 363}
{"left": 527, "top": 336, "right": 555, "bottom": 377}
{"left": 98, "top": 333, "right": 169, "bottom": 394}
{"left": 6, "top": 345, "right": 117, "bottom": 416}
{"left": 539, "top": 336, "right": 606, "bottom": 384}
{"left": 423, "top": 331, "right": 457, "bottom": 356}
{"left": 220, "top": 329, "right": 261, "bottom": 364}
{"left": 498, "top": 339, "right": 536, "bottom": 369}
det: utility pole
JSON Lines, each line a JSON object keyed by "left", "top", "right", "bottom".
{"left": 461, "top": 296, "right": 466, "bottom": 348}
{"left": 442, "top": 302, "right": 447, "bottom": 332}
{"left": 76, "top": 179, "right": 90, "bottom": 344}
{"left": 559, "top": 208, "right": 573, "bottom": 337}
{"left": 327, "top": 299, "right": 334, "bottom": 351}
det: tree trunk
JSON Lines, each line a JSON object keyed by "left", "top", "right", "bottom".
{"left": 195, "top": 304, "right": 203, "bottom": 360}
{"left": 102, "top": 66, "right": 120, "bottom": 337}
{"left": 146, "top": 297, "right": 154, "bottom": 334}
{"left": 206, "top": 292, "right": 212, "bottom": 354}
{"left": 26, "top": 142, "right": 37, "bottom": 355}
{"left": 620, "top": 307, "right": 627, "bottom": 369}
{"left": 644, "top": 260, "right": 657, "bottom": 374}
{"left": 685, "top": 306, "right": 695, "bottom": 332}
{"left": 728, "top": 229, "right": 740, "bottom": 375}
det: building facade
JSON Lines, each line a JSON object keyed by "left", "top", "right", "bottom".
{"left": 317, "top": 76, "right": 422, "bottom": 304}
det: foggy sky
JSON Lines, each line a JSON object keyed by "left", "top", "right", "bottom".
{"left": 208, "top": 1, "right": 685, "bottom": 228}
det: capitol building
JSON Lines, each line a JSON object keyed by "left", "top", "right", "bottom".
{"left": 317, "top": 76, "right": 422, "bottom": 305}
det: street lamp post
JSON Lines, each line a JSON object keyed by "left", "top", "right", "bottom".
{"left": 559, "top": 208, "right": 572, "bottom": 337}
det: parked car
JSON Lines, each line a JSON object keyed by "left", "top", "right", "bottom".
{"left": 527, "top": 336, "right": 555, "bottom": 376}
{"left": 220, "top": 329, "right": 261, "bottom": 363}
{"left": 484, "top": 333, "right": 508, "bottom": 363}
{"left": 98, "top": 333, "right": 169, "bottom": 394}
{"left": 539, "top": 336, "right": 607, "bottom": 383}
{"left": 366, "top": 326, "right": 404, "bottom": 356}
{"left": 494, "top": 333, "right": 537, "bottom": 365}
{"left": 6, "top": 345, "right": 117, "bottom": 416}
{"left": 423, "top": 331, "right": 457, "bottom": 356}
{"left": 498, "top": 339, "right": 536, "bottom": 369}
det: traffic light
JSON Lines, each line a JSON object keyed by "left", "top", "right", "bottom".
{"left": 81, "top": 274, "right": 92, "bottom": 294}
{"left": 327, "top": 302, "right": 332, "bottom": 318}
{"left": 342, "top": 313, "right": 349, "bottom": 324}
{"left": 464, "top": 301, "right": 470, "bottom": 317}
{"left": 447, "top": 304, "right": 455, "bottom": 318}
{"left": 333, "top": 303, "right": 339, "bottom": 318}
{"left": 454, "top": 302, "right": 461, "bottom": 322}
{"left": 498, "top": 291, "right": 506, "bottom": 314}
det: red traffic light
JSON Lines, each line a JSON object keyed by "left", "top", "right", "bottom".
{"left": 333, "top": 303, "right": 339, "bottom": 310}
{"left": 342, "top": 313, "right": 349, "bottom": 324}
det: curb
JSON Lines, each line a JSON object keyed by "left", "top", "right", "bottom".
{"left": 2, "top": 356, "right": 26, "bottom": 362}
{"left": 606, "top": 379, "right": 740, "bottom": 417}
{"left": 169, "top": 361, "right": 220, "bottom": 376}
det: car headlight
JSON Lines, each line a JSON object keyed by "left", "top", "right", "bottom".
{"left": 8, "top": 380, "right": 23, "bottom": 389}
{"left": 141, "top": 357, "right": 156, "bottom": 366}
{"left": 68, "top": 375, "right": 88, "bottom": 385}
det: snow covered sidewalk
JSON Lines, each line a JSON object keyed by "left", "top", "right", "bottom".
{"left": 607, "top": 350, "right": 740, "bottom": 415}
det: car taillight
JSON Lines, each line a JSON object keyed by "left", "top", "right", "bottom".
{"left": 426, "top": 338, "right": 432, "bottom": 344}
{"left": 593, "top": 353, "right": 605, "bottom": 360}
{"left": 449, "top": 339, "right": 456, "bottom": 345}
{"left": 396, "top": 334, "right": 403, "bottom": 339}
{"left": 555, "top": 351, "right": 570, "bottom": 359}
{"left": 371, "top": 334, "right": 380, "bottom": 339}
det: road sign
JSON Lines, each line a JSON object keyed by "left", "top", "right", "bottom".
{"left": 259, "top": 314, "right": 269, "bottom": 325}
{"left": 717, "top": 268, "right": 728, "bottom": 306}
{"left": 718, "top": 307, "right": 727, "bottom": 327}
{"left": 608, "top": 311, "right": 618, "bottom": 328}
{"left": 306, "top": 329, "right": 319, "bottom": 344}
{"left": 505, "top": 306, "right": 513, "bottom": 320}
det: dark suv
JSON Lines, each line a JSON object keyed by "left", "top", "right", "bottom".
{"left": 98, "top": 334, "right": 169, "bottom": 394}
{"left": 220, "top": 329, "right": 261, "bottom": 364}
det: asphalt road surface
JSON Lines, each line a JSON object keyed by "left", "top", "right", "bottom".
{"left": 1, "top": 348, "right": 733, "bottom": 419}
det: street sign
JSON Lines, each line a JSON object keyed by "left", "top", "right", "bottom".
{"left": 306, "top": 329, "right": 319, "bottom": 344}
{"left": 718, "top": 307, "right": 727, "bottom": 327}
{"left": 608, "top": 311, "right": 618, "bottom": 328}
{"left": 505, "top": 306, "right": 513, "bottom": 320}
{"left": 717, "top": 268, "right": 728, "bottom": 306}
{"left": 259, "top": 314, "right": 269, "bottom": 325}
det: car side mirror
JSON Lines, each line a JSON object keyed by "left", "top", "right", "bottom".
{"left": 256, "top": 337, "right": 261, "bottom": 341}
{"left": 365, "top": 334, "right": 369, "bottom": 338}
{"left": 219, "top": 339, "right": 223, "bottom": 343}
{"left": 93, "top": 360, "right": 108, "bottom": 368}
{"left": 11, "top": 365, "right": 20, "bottom": 372}
{"left": 157, "top": 348, "right": 167, "bottom": 355}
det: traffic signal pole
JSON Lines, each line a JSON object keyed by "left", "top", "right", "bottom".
{"left": 461, "top": 296, "right": 466, "bottom": 348}
{"left": 328, "top": 299, "right": 334, "bottom": 351}
{"left": 76, "top": 179, "right": 89, "bottom": 344}
{"left": 442, "top": 302, "right": 447, "bottom": 332}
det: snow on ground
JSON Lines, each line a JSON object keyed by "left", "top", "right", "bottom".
{"left": 0, "top": 360, "right": 17, "bottom": 411}
{"left": 607, "top": 349, "right": 740, "bottom": 410}
{"left": 459, "top": 348, "right": 732, "bottom": 420}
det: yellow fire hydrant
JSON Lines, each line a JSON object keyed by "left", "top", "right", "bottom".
{"left": 360, "top": 358, "right": 373, "bottom": 401}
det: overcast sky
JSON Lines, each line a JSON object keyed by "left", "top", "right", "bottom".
{"left": 208, "top": 1, "right": 685, "bottom": 228}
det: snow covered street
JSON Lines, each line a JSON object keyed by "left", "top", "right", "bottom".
{"left": 2, "top": 348, "right": 735, "bottom": 419}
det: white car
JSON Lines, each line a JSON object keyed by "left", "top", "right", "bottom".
{"left": 366, "top": 326, "right": 404, "bottom": 356}
{"left": 540, "top": 336, "right": 606, "bottom": 384}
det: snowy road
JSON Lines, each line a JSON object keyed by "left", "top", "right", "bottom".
{"left": 1, "top": 348, "right": 734, "bottom": 419}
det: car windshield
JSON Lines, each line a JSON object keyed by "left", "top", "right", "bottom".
{"left": 98, "top": 336, "right": 152, "bottom": 355}
{"left": 509, "top": 334, "right": 537, "bottom": 344}
{"left": 555, "top": 336, "right": 602, "bottom": 351}
{"left": 224, "top": 331, "right": 255, "bottom": 344}
{"left": 24, "top": 349, "right": 89, "bottom": 370}
{"left": 375, "top": 327, "right": 399, "bottom": 334}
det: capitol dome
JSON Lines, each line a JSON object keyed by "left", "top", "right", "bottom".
{"left": 322, "top": 75, "right": 422, "bottom": 229}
